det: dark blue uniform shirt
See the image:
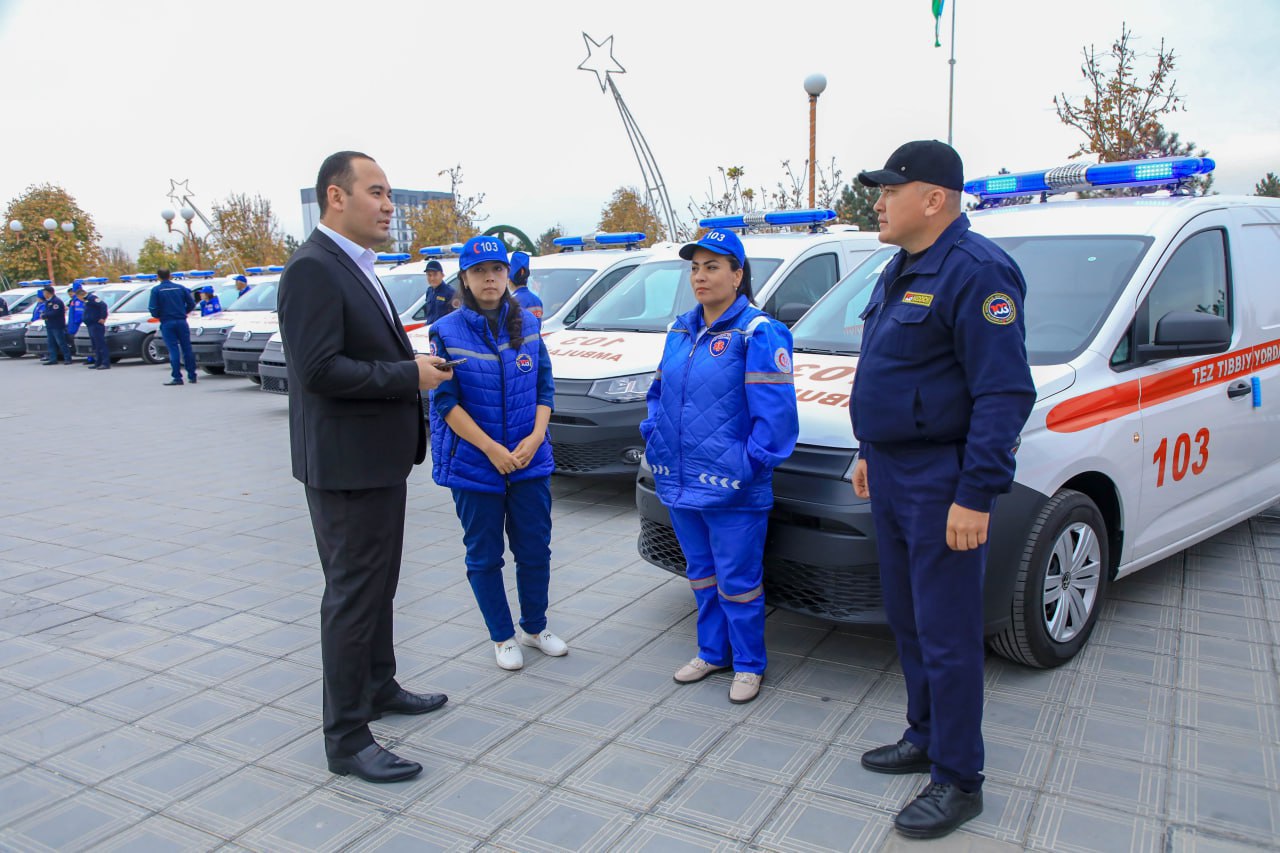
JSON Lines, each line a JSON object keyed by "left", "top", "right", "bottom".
{"left": 149, "top": 281, "right": 195, "bottom": 322}
{"left": 43, "top": 296, "right": 67, "bottom": 330}
{"left": 83, "top": 293, "right": 108, "bottom": 324}
{"left": 422, "top": 281, "right": 456, "bottom": 325}
{"left": 850, "top": 214, "right": 1036, "bottom": 512}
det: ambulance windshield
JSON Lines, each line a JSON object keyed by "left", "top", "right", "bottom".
{"left": 572, "top": 258, "right": 783, "bottom": 332}
{"left": 791, "top": 236, "right": 1152, "bottom": 364}
{"left": 378, "top": 273, "right": 429, "bottom": 314}
{"left": 222, "top": 281, "right": 280, "bottom": 312}
{"left": 528, "top": 267, "right": 593, "bottom": 317}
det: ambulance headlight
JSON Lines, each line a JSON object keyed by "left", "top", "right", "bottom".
{"left": 587, "top": 372, "right": 655, "bottom": 402}
{"left": 1, "top": 321, "right": 28, "bottom": 331}
{"left": 109, "top": 322, "right": 139, "bottom": 333}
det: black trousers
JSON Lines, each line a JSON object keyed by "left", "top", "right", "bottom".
{"left": 305, "top": 482, "right": 407, "bottom": 758}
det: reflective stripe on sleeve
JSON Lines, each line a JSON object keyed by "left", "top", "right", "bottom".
{"left": 719, "top": 584, "right": 763, "bottom": 603}
{"left": 744, "top": 372, "right": 794, "bottom": 384}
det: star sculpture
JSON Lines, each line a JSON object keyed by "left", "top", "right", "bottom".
{"left": 167, "top": 178, "right": 194, "bottom": 208}
{"left": 577, "top": 33, "right": 625, "bottom": 94}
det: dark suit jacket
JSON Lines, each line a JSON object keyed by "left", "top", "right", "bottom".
{"left": 278, "top": 228, "right": 426, "bottom": 490}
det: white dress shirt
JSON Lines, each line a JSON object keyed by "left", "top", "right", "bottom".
{"left": 316, "top": 223, "right": 397, "bottom": 323}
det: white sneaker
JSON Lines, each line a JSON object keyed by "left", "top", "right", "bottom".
{"left": 518, "top": 628, "right": 568, "bottom": 657}
{"left": 495, "top": 637, "right": 524, "bottom": 670}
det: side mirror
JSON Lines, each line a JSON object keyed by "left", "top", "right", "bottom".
{"left": 776, "top": 302, "right": 809, "bottom": 326}
{"left": 1136, "top": 310, "right": 1230, "bottom": 363}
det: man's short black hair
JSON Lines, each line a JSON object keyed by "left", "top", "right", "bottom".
{"left": 41, "top": 285, "right": 54, "bottom": 294}
{"left": 157, "top": 269, "right": 171, "bottom": 281}
{"left": 316, "top": 151, "right": 374, "bottom": 216}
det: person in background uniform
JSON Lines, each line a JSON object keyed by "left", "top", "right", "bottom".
{"left": 83, "top": 287, "right": 110, "bottom": 369}
{"left": 231, "top": 274, "right": 252, "bottom": 301}
{"left": 199, "top": 285, "right": 223, "bottom": 316}
{"left": 0, "top": 293, "right": 9, "bottom": 317}
{"left": 849, "top": 140, "right": 1036, "bottom": 839}
{"left": 640, "top": 228, "right": 799, "bottom": 705}
{"left": 421, "top": 260, "right": 456, "bottom": 325}
{"left": 40, "top": 285, "right": 73, "bottom": 365}
{"left": 148, "top": 268, "right": 198, "bottom": 386}
{"left": 67, "top": 283, "right": 88, "bottom": 364}
{"left": 430, "top": 235, "right": 566, "bottom": 672}
{"left": 507, "top": 251, "right": 542, "bottom": 319}
{"left": 31, "top": 291, "right": 47, "bottom": 321}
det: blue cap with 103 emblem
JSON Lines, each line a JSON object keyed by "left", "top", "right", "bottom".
{"left": 679, "top": 228, "right": 745, "bottom": 267}
{"left": 459, "top": 235, "right": 509, "bottom": 271}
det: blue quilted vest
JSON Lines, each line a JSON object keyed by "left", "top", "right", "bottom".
{"left": 646, "top": 297, "right": 776, "bottom": 510}
{"left": 429, "top": 303, "right": 554, "bottom": 493}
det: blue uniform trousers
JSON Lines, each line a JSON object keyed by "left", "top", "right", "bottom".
{"left": 866, "top": 441, "right": 986, "bottom": 791}
{"left": 451, "top": 477, "right": 552, "bottom": 642}
{"left": 668, "top": 507, "right": 768, "bottom": 674}
{"left": 44, "top": 326, "right": 72, "bottom": 362}
{"left": 88, "top": 324, "right": 108, "bottom": 367}
{"left": 159, "top": 320, "right": 196, "bottom": 381}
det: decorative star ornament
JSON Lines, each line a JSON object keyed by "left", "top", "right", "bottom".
{"left": 577, "top": 33, "right": 625, "bottom": 93}
{"left": 167, "top": 178, "right": 194, "bottom": 207}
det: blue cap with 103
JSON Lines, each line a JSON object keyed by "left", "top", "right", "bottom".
{"left": 459, "top": 235, "right": 509, "bottom": 271}
{"left": 679, "top": 228, "right": 745, "bottom": 267}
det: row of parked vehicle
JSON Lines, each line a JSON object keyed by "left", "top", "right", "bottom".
{"left": 6, "top": 156, "right": 1278, "bottom": 670}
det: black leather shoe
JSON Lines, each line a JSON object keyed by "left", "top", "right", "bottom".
{"left": 894, "top": 782, "right": 983, "bottom": 839}
{"left": 163, "top": 379, "right": 183, "bottom": 386}
{"left": 189, "top": 376, "right": 197, "bottom": 384}
{"left": 372, "top": 688, "right": 448, "bottom": 719}
{"left": 327, "top": 743, "right": 422, "bottom": 783}
{"left": 861, "top": 738, "right": 931, "bottom": 774}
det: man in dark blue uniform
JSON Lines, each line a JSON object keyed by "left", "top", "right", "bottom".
{"left": 421, "top": 260, "right": 455, "bottom": 324}
{"left": 849, "top": 141, "right": 1036, "bottom": 839}
{"left": 41, "top": 285, "right": 73, "bottom": 365}
{"left": 83, "top": 287, "right": 110, "bottom": 369}
{"left": 148, "top": 268, "right": 198, "bottom": 385}
{"left": 67, "top": 283, "right": 89, "bottom": 364}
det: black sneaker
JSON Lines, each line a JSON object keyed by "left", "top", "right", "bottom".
{"left": 894, "top": 782, "right": 983, "bottom": 839}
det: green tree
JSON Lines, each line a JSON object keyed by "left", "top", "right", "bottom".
{"left": 283, "top": 234, "right": 301, "bottom": 258}
{"left": 100, "top": 246, "right": 136, "bottom": 280}
{"left": 835, "top": 182, "right": 879, "bottom": 231}
{"left": 598, "top": 187, "right": 663, "bottom": 244}
{"left": 212, "top": 193, "right": 288, "bottom": 268}
{"left": 406, "top": 165, "right": 485, "bottom": 251}
{"left": 0, "top": 184, "right": 103, "bottom": 285}
{"left": 136, "top": 235, "right": 181, "bottom": 274}
{"left": 1256, "top": 172, "right": 1280, "bottom": 197}
{"left": 535, "top": 225, "right": 563, "bottom": 256}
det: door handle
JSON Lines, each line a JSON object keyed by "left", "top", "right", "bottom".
{"left": 1227, "top": 380, "right": 1251, "bottom": 399}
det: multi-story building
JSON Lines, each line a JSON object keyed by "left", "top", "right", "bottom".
{"left": 300, "top": 186, "right": 453, "bottom": 253}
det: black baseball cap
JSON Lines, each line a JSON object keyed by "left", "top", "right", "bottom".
{"left": 858, "top": 140, "right": 964, "bottom": 191}
{"left": 424, "top": 260, "right": 444, "bottom": 273}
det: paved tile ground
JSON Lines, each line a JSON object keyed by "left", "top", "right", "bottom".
{"left": 1, "top": 355, "right": 1278, "bottom": 852}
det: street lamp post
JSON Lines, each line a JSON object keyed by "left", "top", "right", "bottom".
{"left": 803, "top": 74, "right": 827, "bottom": 209}
{"left": 8, "top": 218, "right": 75, "bottom": 285}
{"left": 161, "top": 206, "right": 201, "bottom": 267}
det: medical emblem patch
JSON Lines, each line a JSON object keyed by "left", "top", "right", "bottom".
{"left": 982, "top": 293, "right": 1016, "bottom": 325}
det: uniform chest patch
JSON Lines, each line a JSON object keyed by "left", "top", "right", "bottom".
{"left": 982, "top": 293, "right": 1016, "bottom": 325}
{"left": 902, "top": 291, "right": 934, "bottom": 307}
{"left": 774, "top": 347, "right": 792, "bottom": 373}
{"left": 708, "top": 333, "right": 732, "bottom": 357}
{"left": 515, "top": 352, "right": 533, "bottom": 372}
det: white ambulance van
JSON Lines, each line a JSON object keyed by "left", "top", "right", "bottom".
{"left": 532, "top": 232, "right": 668, "bottom": 334}
{"left": 545, "top": 209, "right": 883, "bottom": 476}
{"left": 638, "top": 156, "right": 1280, "bottom": 668}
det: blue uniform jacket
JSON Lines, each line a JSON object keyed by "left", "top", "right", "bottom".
{"left": 83, "top": 294, "right": 108, "bottom": 324}
{"left": 200, "top": 296, "right": 223, "bottom": 316}
{"left": 429, "top": 302, "right": 555, "bottom": 493}
{"left": 32, "top": 301, "right": 46, "bottom": 321}
{"left": 422, "top": 282, "right": 456, "bottom": 325}
{"left": 149, "top": 281, "right": 195, "bottom": 322}
{"left": 642, "top": 295, "right": 799, "bottom": 511}
{"left": 43, "top": 296, "right": 67, "bottom": 330}
{"left": 850, "top": 214, "right": 1036, "bottom": 512}
{"left": 512, "top": 286, "right": 543, "bottom": 319}
{"left": 67, "top": 297, "right": 85, "bottom": 334}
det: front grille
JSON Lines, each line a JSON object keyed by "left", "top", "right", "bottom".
{"left": 224, "top": 358, "right": 258, "bottom": 376}
{"left": 260, "top": 375, "right": 288, "bottom": 394}
{"left": 551, "top": 439, "right": 633, "bottom": 474}
{"left": 638, "top": 518, "right": 885, "bottom": 622}
{"left": 194, "top": 350, "right": 222, "bottom": 365}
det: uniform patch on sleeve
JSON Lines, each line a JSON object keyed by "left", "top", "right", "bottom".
{"left": 429, "top": 340, "right": 438, "bottom": 357}
{"left": 982, "top": 293, "right": 1016, "bottom": 325}
{"left": 774, "top": 347, "right": 792, "bottom": 373}
{"left": 902, "top": 291, "right": 934, "bottom": 307}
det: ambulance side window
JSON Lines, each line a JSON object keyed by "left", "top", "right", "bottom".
{"left": 763, "top": 253, "right": 839, "bottom": 321}
{"left": 1113, "top": 229, "right": 1231, "bottom": 368}
{"left": 566, "top": 264, "right": 635, "bottom": 325}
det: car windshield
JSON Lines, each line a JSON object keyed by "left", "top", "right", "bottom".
{"left": 94, "top": 289, "right": 131, "bottom": 309}
{"left": 226, "top": 280, "right": 279, "bottom": 311}
{"left": 113, "top": 288, "right": 154, "bottom": 313}
{"left": 790, "top": 236, "right": 1152, "bottom": 364}
{"left": 5, "top": 293, "right": 40, "bottom": 314}
{"left": 572, "top": 257, "right": 783, "bottom": 332}
{"left": 528, "top": 267, "right": 593, "bottom": 318}
{"left": 378, "top": 273, "right": 428, "bottom": 314}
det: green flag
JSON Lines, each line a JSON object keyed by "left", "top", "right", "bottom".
{"left": 933, "top": 0, "right": 945, "bottom": 47}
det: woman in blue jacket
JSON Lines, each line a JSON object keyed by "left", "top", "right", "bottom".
{"left": 429, "top": 235, "right": 567, "bottom": 671}
{"left": 641, "top": 228, "right": 799, "bottom": 704}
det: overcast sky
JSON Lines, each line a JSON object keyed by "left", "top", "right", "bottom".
{"left": 1, "top": 0, "right": 1276, "bottom": 257}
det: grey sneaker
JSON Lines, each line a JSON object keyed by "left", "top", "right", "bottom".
{"left": 674, "top": 657, "right": 728, "bottom": 684}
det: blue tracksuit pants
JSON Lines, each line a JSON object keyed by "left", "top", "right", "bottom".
{"left": 668, "top": 507, "right": 768, "bottom": 675}
{"left": 159, "top": 320, "right": 196, "bottom": 381}
{"left": 866, "top": 441, "right": 986, "bottom": 791}
{"left": 451, "top": 477, "right": 552, "bottom": 643}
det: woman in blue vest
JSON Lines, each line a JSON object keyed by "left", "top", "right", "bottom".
{"left": 641, "top": 228, "right": 799, "bottom": 704}
{"left": 429, "top": 235, "right": 566, "bottom": 671}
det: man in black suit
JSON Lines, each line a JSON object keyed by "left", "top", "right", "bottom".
{"left": 279, "top": 151, "right": 455, "bottom": 783}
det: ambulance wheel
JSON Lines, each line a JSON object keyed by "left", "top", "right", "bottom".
{"left": 990, "top": 489, "right": 1109, "bottom": 668}
{"left": 202, "top": 366, "right": 225, "bottom": 375}
{"left": 141, "top": 334, "right": 165, "bottom": 364}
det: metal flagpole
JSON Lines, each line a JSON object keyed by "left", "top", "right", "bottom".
{"left": 947, "top": 0, "right": 957, "bottom": 146}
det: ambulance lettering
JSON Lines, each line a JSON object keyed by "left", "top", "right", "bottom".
{"left": 1152, "top": 428, "right": 1210, "bottom": 487}
{"left": 546, "top": 335, "right": 628, "bottom": 362}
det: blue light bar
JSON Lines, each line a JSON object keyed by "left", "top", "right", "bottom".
{"left": 553, "top": 231, "right": 648, "bottom": 249}
{"left": 170, "top": 272, "right": 187, "bottom": 280}
{"left": 135, "top": 274, "right": 158, "bottom": 281}
{"left": 268, "top": 265, "right": 285, "bottom": 272}
{"left": 245, "top": 266, "right": 265, "bottom": 274}
{"left": 85, "top": 277, "right": 108, "bottom": 283}
{"left": 418, "top": 244, "right": 464, "bottom": 256}
{"left": 120, "top": 275, "right": 134, "bottom": 282}
{"left": 698, "top": 208, "right": 837, "bottom": 230}
{"left": 376, "top": 253, "right": 411, "bottom": 263}
{"left": 965, "top": 156, "right": 1215, "bottom": 199}
{"left": 31, "top": 280, "right": 51, "bottom": 285}
{"left": 186, "top": 270, "right": 215, "bottom": 279}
